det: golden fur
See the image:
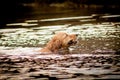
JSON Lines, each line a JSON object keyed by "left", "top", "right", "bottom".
{"left": 40, "top": 32, "right": 78, "bottom": 54}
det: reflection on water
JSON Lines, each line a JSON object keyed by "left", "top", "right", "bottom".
{"left": 0, "top": 8, "right": 120, "bottom": 54}
{"left": 0, "top": 18, "right": 120, "bottom": 54}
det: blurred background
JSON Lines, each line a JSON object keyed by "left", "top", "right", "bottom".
{"left": 0, "top": 0, "right": 120, "bottom": 28}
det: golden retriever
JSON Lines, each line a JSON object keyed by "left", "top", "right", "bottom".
{"left": 40, "top": 32, "right": 78, "bottom": 54}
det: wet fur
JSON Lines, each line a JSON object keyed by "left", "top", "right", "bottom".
{"left": 40, "top": 32, "right": 77, "bottom": 54}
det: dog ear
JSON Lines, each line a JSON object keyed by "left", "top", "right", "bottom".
{"left": 52, "top": 39, "right": 62, "bottom": 50}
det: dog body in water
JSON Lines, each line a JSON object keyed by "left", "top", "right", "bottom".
{"left": 40, "top": 32, "right": 78, "bottom": 54}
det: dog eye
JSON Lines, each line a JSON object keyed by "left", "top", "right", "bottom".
{"left": 68, "top": 40, "right": 73, "bottom": 45}
{"left": 75, "top": 34, "right": 78, "bottom": 36}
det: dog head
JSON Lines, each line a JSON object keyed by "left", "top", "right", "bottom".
{"left": 47, "top": 32, "right": 78, "bottom": 50}
{"left": 61, "top": 32, "right": 78, "bottom": 47}
{"left": 41, "top": 32, "right": 78, "bottom": 53}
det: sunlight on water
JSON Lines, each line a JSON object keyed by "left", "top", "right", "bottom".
{"left": 6, "top": 23, "right": 38, "bottom": 27}
{"left": 1, "top": 15, "right": 120, "bottom": 54}
{"left": 40, "top": 16, "right": 92, "bottom": 21}
{"left": 1, "top": 23, "right": 120, "bottom": 51}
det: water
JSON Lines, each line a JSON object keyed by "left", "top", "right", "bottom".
{"left": 0, "top": 7, "right": 120, "bottom": 54}
{"left": 0, "top": 7, "right": 120, "bottom": 80}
